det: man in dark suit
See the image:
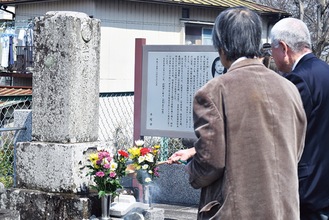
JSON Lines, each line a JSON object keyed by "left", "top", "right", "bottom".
{"left": 271, "top": 17, "right": 329, "bottom": 220}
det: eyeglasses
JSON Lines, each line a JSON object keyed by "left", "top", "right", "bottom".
{"left": 271, "top": 40, "right": 280, "bottom": 49}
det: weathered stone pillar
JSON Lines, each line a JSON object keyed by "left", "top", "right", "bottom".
{"left": 32, "top": 11, "right": 100, "bottom": 143}
{"left": 17, "top": 9, "right": 101, "bottom": 193}
{"left": 1, "top": 11, "right": 102, "bottom": 220}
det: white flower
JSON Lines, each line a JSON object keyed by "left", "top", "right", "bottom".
{"left": 142, "top": 164, "right": 149, "bottom": 170}
{"left": 138, "top": 156, "right": 145, "bottom": 164}
{"left": 145, "top": 177, "right": 152, "bottom": 183}
{"left": 145, "top": 153, "right": 154, "bottom": 163}
{"left": 110, "top": 162, "right": 118, "bottom": 171}
{"left": 148, "top": 170, "right": 153, "bottom": 174}
{"left": 135, "top": 140, "right": 144, "bottom": 147}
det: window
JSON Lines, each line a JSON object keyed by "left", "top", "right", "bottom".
{"left": 185, "top": 25, "right": 213, "bottom": 45}
{"left": 202, "top": 28, "right": 212, "bottom": 45}
{"left": 182, "top": 8, "right": 190, "bottom": 19}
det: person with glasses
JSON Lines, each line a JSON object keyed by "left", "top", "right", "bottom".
{"left": 270, "top": 17, "right": 329, "bottom": 220}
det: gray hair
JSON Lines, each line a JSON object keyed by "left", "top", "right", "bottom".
{"left": 212, "top": 6, "right": 262, "bottom": 61}
{"left": 270, "top": 18, "right": 311, "bottom": 53}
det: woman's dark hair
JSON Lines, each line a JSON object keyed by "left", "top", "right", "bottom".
{"left": 211, "top": 57, "right": 227, "bottom": 78}
{"left": 212, "top": 6, "right": 262, "bottom": 62}
{"left": 211, "top": 57, "right": 220, "bottom": 77}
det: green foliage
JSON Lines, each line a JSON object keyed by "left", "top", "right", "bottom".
{"left": 90, "top": 177, "right": 123, "bottom": 198}
{"left": 0, "top": 142, "right": 14, "bottom": 188}
{"left": 0, "top": 176, "right": 13, "bottom": 188}
{"left": 167, "top": 138, "right": 185, "bottom": 156}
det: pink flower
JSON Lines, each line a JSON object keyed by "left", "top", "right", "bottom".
{"left": 110, "top": 172, "right": 116, "bottom": 178}
{"left": 98, "top": 151, "right": 110, "bottom": 160}
{"left": 103, "top": 163, "right": 110, "bottom": 169}
{"left": 96, "top": 171, "right": 105, "bottom": 177}
{"left": 106, "top": 156, "right": 112, "bottom": 162}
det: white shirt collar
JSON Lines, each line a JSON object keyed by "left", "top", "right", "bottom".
{"left": 231, "top": 57, "right": 248, "bottom": 67}
{"left": 292, "top": 52, "right": 311, "bottom": 71}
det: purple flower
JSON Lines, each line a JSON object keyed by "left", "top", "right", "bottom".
{"left": 154, "top": 167, "right": 160, "bottom": 177}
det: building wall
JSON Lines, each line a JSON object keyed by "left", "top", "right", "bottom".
{"left": 0, "top": 6, "right": 15, "bottom": 20}
{"left": 96, "top": 0, "right": 183, "bottom": 92}
{"left": 14, "top": 0, "right": 270, "bottom": 92}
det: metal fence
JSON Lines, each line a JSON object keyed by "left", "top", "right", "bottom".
{"left": 0, "top": 92, "right": 185, "bottom": 188}
{"left": 99, "top": 92, "right": 135, "bottom": 147}
{"left": 0, "top": 95, "right": 32, "bottom": 187}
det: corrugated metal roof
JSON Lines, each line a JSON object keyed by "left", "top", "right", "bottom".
{"left": 0, "top": 86, "right": 32, "bottom": 96}
{"left": 155, "top": 0, "right": 288, "bottom": 15}
{"left": 0, "top": 0, "right": 290, "bottom": 16}
{"left": 0, "top": 87, "right": 32, "bottom": 107}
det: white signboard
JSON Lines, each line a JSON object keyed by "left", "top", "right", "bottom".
{"left": 141, "top": 45, "right": 219, "bottom": 138}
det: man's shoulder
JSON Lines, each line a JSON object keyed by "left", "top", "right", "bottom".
{"left": 293, "top": 54, "right": 329, "bottom": 76}
{"left": 298, "top": 53, "right": 328, "bottom": 68}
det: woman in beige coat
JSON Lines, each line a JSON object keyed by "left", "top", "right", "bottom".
{"left": 169, "top": 7, "right": 306, "bottom": 219}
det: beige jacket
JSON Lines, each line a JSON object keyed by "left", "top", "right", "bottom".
{"left": 187, "top": 59, "right": 306, "bottom": 219}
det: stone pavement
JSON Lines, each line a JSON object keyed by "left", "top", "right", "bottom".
{"left": 90, "top": 193, "right": 198, "bottom": 220}
{"left": 153, "top": 203, "right": 198, "bottom": 220}
{"left": 99, "top": 203, "right": 198, "bottom": 220}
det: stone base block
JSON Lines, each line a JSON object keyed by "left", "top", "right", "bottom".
{"left": 16, "top": 141, "right": 106, "bottom": 193}
{"left": 0, "top": 188, "right": 102, "bottom": 220}
{"left": 0, "top": 209, "right": 20, "bottom": 220}
{"left": 153, "top": 164, "right": 200, "bottom": 205}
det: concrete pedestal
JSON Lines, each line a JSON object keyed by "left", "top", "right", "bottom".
{"left": 16, "top": 142, "right": 104, "bottom": 193}
{"left": 0, "top": 209, "right": 20, "bottom": 220}
{"left": 1, "top": 188, "right": 101, "bottom": 220}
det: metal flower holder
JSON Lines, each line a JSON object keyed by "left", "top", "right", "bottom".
{"left": 101, "top": 194, "right": 112, "bottom": 220}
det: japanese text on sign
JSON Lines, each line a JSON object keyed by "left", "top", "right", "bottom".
{"left": 141, "top": 45, "right": 218, "bottom": 138}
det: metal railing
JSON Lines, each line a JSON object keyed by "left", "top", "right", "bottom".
{"left": 0, "top": 92, "right": 185, "bottom": 188}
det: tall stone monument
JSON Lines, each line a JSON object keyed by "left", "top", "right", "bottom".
{"left": 0, "top": 11, "right": 102, "bottom": 219}
{"left": 33, "top": 11, "right": 100, "bottom": 143}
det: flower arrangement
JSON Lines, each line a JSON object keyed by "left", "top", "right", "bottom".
{"left": 85, "top": 149, "right": 129, "bottom": 198}
{"left": 127, "top": 140, "right": 160, "bottom": 185}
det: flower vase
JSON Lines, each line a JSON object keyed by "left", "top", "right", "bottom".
{"left": 101, "top": 194, "right": 112, "bottom": 220}
{"left": 143, "top": 185, "right": 152, "bottom": 209}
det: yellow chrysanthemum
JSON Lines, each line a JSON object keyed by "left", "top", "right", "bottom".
{"left": 89, "top": 153, "right": 100, "bottom": 168}
{"left": 89, "top": 153, "right": 99, "bottom": 162}
{"left": 154, "top": 145, "right": 160, "bottom": 149}
{"left": 128, "top": 147, "right": 141, "bottom": 158}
